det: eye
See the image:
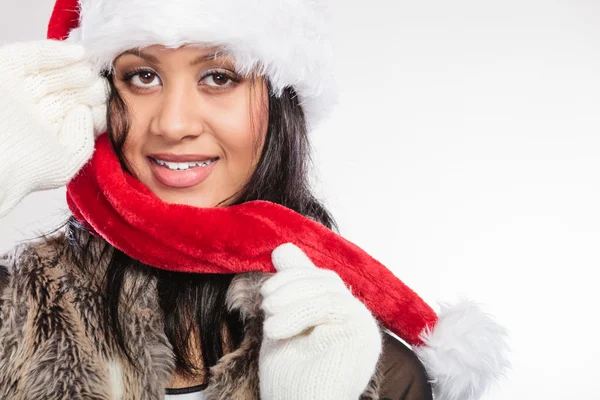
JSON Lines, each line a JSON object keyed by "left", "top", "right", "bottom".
{"left": 201, "top": 71, "right": 238, "bottom": 88}
{"left": 124, "top": 69, "right": 161, "bottom": 88}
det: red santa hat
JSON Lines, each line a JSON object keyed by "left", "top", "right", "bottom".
{"left": 47, "top": 0, "right": 337, "bottom": 133}
{"left": 48, "top": 1, "right": 510, "bottom": 399}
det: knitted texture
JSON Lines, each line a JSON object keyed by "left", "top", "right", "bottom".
{"left": 0, "top": 40, "right": 107, "bottom": 217}
{"left": 259, "top": 243, "right": 383, "bottom": 400}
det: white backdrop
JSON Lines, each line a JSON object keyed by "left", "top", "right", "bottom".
{"left": 2, "top": 1, "right": 599, "bottom": 399}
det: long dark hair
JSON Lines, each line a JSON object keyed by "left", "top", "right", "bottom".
{"left": 66, "top": 71, "right": 338, "bottom": 380}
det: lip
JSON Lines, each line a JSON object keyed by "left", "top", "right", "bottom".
{"left": 149, "top": 153, "right": 219, "bottom": 162}
{"left": 149, "top": 156, "right": 219, "bottom": 188}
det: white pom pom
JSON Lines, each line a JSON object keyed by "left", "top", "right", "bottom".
{"left": 414, "top": 299, "right": 510, "bottom": 400}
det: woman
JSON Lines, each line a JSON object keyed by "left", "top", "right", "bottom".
{"left": 0, "top": 0, "right": 509, "bottom": 399}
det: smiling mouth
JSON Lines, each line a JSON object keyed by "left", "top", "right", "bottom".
{"left": 150, "top": 156, "right": 220, "bottom": 171}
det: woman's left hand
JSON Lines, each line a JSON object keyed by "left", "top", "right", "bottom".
{"left": 259, "top": 243, "right": 383, "bottom": 400}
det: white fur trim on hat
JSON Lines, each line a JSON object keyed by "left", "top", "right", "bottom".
{"left": 66, "top": 0, "right": 338, "bottom": 131}
{"left": 414, "top": 299, "right": 511, "bottom": 400}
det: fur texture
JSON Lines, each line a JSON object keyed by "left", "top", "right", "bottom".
{"left": 0, "top": 231, "right": 394, "bottom": 399}
{"left": 66, "top": 134, "right": 439, "bottom": 349}
{"left": 48, "top": 0, "right": 338, "bottom": 132}
{"left": 65, "top": 134, "right": 508, "bottom": 399}
{"left": 414, "top": 299, "right": 511, "bottom": 400}
{"left": 43, "top": 1, "right": 509, "bottom": 397}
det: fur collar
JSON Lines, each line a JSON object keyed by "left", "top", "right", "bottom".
{"left": 0, "top": 229, "right": 382, "bottom": 399}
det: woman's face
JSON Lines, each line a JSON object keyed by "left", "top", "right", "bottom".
{"left": 112, "top": 45, "right": 269, "bottom": 208}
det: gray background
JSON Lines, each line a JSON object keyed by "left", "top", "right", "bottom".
{"left": 3, "top": 1, "right": 600, "bottom": 398}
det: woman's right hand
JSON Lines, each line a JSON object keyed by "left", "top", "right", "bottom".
{"left": 0, "top": 39, "right": 107, "bottom": 217}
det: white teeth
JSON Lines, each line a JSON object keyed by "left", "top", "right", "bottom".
{"left": 153, "top": 158, "right": 217, "bottom": 171}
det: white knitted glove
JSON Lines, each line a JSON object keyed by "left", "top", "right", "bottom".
{"left": 0, "top": 39, "right": 107, "bottom": 218}
{"left": 259, "top": 243, "right": 383, "bottom": 400}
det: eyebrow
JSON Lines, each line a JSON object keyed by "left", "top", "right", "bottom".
{"left": 120, "top": 49, "right": 227, "bottom": 66}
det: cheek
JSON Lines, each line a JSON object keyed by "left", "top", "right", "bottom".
{"left": 124, "top": 92, "right": 155, "bottom": 131}
{"left": 211, "top": 93, "right": 267, "bottom": 167}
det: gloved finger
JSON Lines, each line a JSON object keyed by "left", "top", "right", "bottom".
{"left": 36, "top": 89, "right": 83, "bottom": 128}
{"left": 261, "top": 275, "right": 349, "bottom": 317}
{"left": 91, "top": 103, "right": 108, "bottom": 136}
{"left": 271, "top": 243, "right": 317, "bottom": 272}
{"left": 36, "top": 78, "right": 107, "bottom": 128}
{"left": 23, "top": 62, "right": 100, "bottom": 99}
{"left": 19, "top": 40, "right": 87, "bottom": 74}
{"left": 260, "top": 266, "right": 339, "bottom": 298}
{"left": 308, "top": 313, "right": 382, "bottom": 356}
{"left": 263, "top": 292, "right": 352, "bottom": 340}
{"left": 75, "top": 77, "right": 110, "bottom": 107}
{"left": 56, "top": 105, "right": 95, "bottom": 168}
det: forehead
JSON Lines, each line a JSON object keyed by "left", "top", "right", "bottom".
{"left": 115, "top": 44, "right": 234, "bottom": 65}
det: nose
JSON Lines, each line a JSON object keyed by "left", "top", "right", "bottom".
{"left": 150, "top": 82, "right": 204, "bottom": 142}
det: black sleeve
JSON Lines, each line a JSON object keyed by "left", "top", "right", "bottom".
{"left": 377, "top": 331, "right": 434, "bottom": 400}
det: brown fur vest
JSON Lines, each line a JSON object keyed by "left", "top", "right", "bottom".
{"left": 0, "top": 230, "right": 432, "bottom": 400}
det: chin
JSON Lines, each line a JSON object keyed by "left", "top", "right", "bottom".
{"left": 168, "top": 193, "right": 218, "bottom": 208}
{"left": 148, "top": 186, "right": 216, "bottom": 208}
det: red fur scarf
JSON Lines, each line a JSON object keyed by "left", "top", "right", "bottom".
{"left": 66, "top": 134, "right": 437, "bottom": 346}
